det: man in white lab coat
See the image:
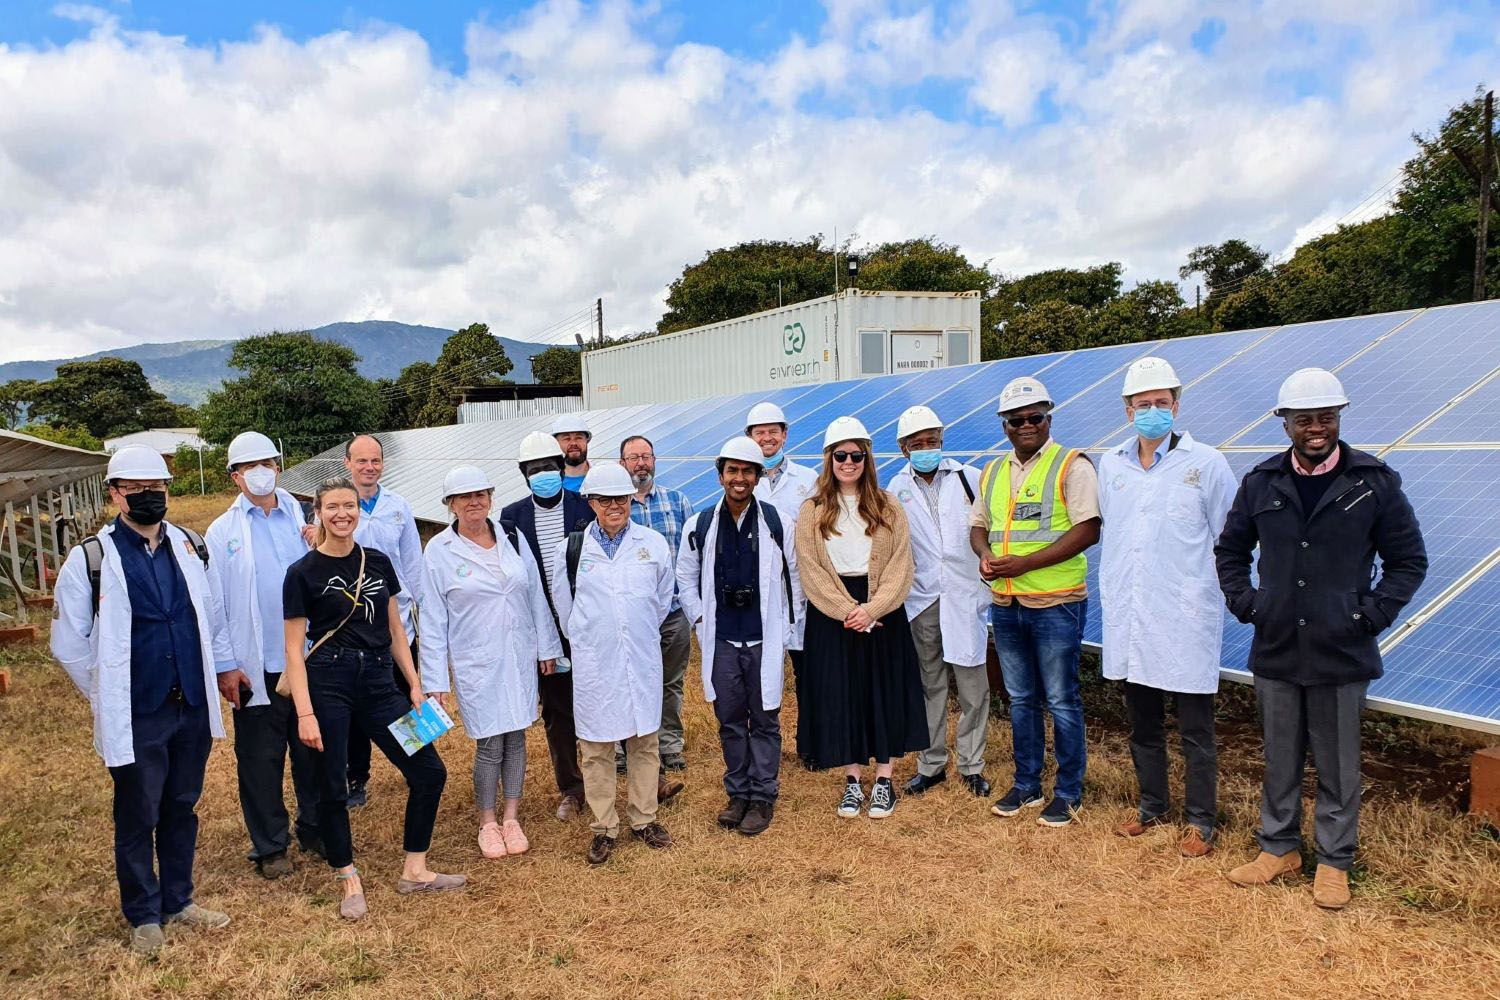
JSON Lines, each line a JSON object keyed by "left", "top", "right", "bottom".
{"left": 1098, "top": 358, "right": 1236, "bottom": 857}
{"left": 676, "top": 436, "right": 801, "bottom": 837}
{"left": 888, "top": 406, "right": 994, "bottom": 799}
{"left": 551, "top": 464, "right": 676, "bottom": 865}
{"left": 342, "top": 433, "right": 425, "bottom": 807}
{"left": 204, "top": 431, "right": 320, "bottom": 879}
{"left": 51, "top": 447, "right": 235, "bottom": 956}
{"left": 745, "top": 400, "right": 819, "bottom": 764}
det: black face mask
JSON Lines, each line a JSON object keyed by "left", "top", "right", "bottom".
{"left": 123, "top": 489, "right": 168, "bottom": 525}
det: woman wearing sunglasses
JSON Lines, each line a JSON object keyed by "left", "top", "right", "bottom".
{"left": 794, "top": 417, "right": 926, "bottom": 819}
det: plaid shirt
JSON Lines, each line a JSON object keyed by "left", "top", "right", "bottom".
{"left": 630, "top": 483, "right": 694, "bottom": 611}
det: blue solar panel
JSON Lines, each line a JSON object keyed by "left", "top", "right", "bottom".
{"left": 1411, "top": 368, "right": 1500, "bottom": 444}
{"left": 1238, "top": 302, "right": 1500, "bottom": 446}
{"left": 1373, "top": 564, "right": 1500, "bottom": 723}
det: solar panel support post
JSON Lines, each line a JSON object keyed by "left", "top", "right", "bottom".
{"left": 1476, "top": 90, "right": 1494, "bottom": 302}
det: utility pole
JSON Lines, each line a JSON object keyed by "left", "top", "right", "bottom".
{"left": 1195, "top": 285, "right": 1201, "bottom": 316}
{"left": 1476, "top": 90, "right": 1495, "bottom": 301}
{"left": 595, "top": 297, "right": 604, "bottom": 346}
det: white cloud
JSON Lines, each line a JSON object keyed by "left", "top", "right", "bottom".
{"left": 0, "top": 0, "right": 1494, "bottom": 363}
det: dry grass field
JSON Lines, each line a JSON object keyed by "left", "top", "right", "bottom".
{"left": 2, "top": 492, "right": 1498, "bottom": 999}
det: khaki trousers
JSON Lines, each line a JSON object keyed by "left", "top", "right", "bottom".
{"left": 579, "top": 733, "right": 660, "bottom": 838}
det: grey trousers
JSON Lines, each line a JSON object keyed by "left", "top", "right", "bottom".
{"left": 1254, "top": 676, "right": 1367, "bottom": 870}
{"left": 658, "top": 609, "right": 692, "bottom": 758}
{"left": 911, "top": 602, "right": 990, "bottom": 777}
{"left": 711, "top": 638, "right": 782, "bottom": 802}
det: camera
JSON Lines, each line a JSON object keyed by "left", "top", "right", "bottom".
{"left": 719, "top": 585, "right": 758, "bottom": 609}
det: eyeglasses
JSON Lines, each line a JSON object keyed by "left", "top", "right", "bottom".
{"left": 112, "top": 482, "right": 167, "bottom": 495}
{"left": 832, "top": 450, "right": 866, "bottom": 464}
{"left": 1005, "top": 413, "right": 1047, "bottom": 429}
{"left": 591, "top": 495, "right": 631, "bottom": 508}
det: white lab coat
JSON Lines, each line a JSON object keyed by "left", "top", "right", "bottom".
{"left": 888, "top": 459, "right": 991, "bottom": 667}
{"left": 753, "top": 458, "right": 818, "bottom": 650}
{"left": 551, "top": 522, "right": 674, "bottom": 743}
{"left": 50, "top": 520, "right": 233, "bottom": 767}
{"left": 419, "top": 520, "right": 563, "bottom": 740}
{"left": 353, "top": 486, "right": 424, "bottom": 642}
{"left": 675, "top": 499, "right": 802, "bottom": 710}
{"left": 204, "top": 489, "right": 308, "bottom": 707}
{"left": 1098, "top": 432, "right": 1238, "bottom": 694}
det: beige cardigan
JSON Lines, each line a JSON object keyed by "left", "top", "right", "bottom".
{"left": 795, "top": 492, "right": 914, "bottom": 621}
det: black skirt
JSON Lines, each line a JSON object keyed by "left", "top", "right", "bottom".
{"left": 799, "top": 574, "right": 928, "bottom": 769}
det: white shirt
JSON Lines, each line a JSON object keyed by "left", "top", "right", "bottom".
{"left": 754, "top": 458, "right": 818, "bottom": 649}
{"left": 1097, "top": 431, "right": 1237, "bottom": 694}
{"left": 827, "top": 494, "right": 872, "bottom": 574}
{"left": 533, "top": 499, "right": 566, "bottom": 595}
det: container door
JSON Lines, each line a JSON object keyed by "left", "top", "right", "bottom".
{"left": 891, "top": 331, "right": 943, "bottom": 373}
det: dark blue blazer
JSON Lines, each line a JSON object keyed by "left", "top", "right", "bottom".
{"left": 499, "top": 491, "right": 596, "bottom": 621}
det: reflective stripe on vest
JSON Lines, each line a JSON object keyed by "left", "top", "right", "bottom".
{"left": 980, "top": 442, "right": 1087, "bottom": 596}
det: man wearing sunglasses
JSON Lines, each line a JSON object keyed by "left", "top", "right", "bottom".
{"left": 969, "top": 377, "right": 1100, "bottom": 828}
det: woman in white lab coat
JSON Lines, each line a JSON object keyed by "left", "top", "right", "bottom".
{"left": 420, "top": 466, "right": 562, "bottom": 860}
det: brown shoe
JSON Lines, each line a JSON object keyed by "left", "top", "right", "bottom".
{"left": 555, "top": 794, "right": 582, "bottom": 822}
{"left": 1227, "top": 850, "right": 1302, "bottom": 887}
{"left": 1313, "top": 864, "right": 1351, "bottom": 909}
{"left": 631, "top": 822, "right": 672, "bottom": 849}
{"left": 717, "top": 798, "right": 749, "bottom": 829}
{"left": 657, "top": 776, "right": 684, "bottom": 805}
{"left": 586, "top": 834, "right": 615, "bottom": 865}
{"left": 1179, "top": 827, "right": 1213, "bottom": 858}
{"left": 737, "top": 801, "right": 773, "bottom": 837}
{"left": 1114, "top": 816, "right": 1165, "bottom": 838}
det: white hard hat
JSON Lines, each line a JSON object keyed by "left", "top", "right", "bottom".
{"left": 896, "top": 405, "right": 944, "bottom": 442}
{"left": 580, "top": 463, "right": 635, "bottom": 497}
{"left": 518, "top": 430, "right": 565, "bottom": 464}
{"left": 717, "top": 436, "right": 766, "bottom": 467}
{"left": 745, "top": 401, "right": 787, "bottom": 431}
{"left": 1276, "top": 368, "right": 1349, "bottom": 413}
{"left": 823, "top": 416, "right": 872, "bottom": 450}
{"left": 997, "top": 377, "right": 1052, "bottom": 414}
{"left": 107, "top": 446, "right": 172, "bottom": 482}
{"left": 1121, "top": 357, "right": 1181, "bottom": 400}
{"left": 551, "top": 413, "right": 591, "bottom": 438}
{"left": 225, "top": 431, "right": 280, "bottom": 470}
{"left": 442, "top": 465, "right": 493, "bottom": 502}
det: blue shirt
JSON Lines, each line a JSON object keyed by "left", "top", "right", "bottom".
{"left": 629, "top": 484, "right": 694, "bottom": 611}
{"left": 563, "top": 474, "right": 586, "bottom": 494}
{"left": 1124, "top": 434, "right": 1173, "bottom": 471}
{"left": 359, "top": 485, "right": 381, "bottom": 515}
{"left": 590, "top": 521, "right": 629, "bottom": 559}
{"left": 110, "top": 517, "right": 205, "bottom": 712}
{"left": 245, "top": 496, "right": 306, "bottom": 675}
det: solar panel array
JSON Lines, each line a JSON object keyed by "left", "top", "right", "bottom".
{"left": 282, "top": 299, "right": 1500, "bottom": 733}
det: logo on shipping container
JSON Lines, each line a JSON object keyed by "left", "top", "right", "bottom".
{"left": 782, "top": 322, "right": 807, "bottom": 356}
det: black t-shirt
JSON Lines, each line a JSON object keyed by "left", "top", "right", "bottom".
{"left": 282, "top": 546, "right": 402, "bottom": 652}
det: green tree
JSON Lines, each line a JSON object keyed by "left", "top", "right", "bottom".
{"left": 412, "top": 323, "right": 514, "bottom": 427}
{"left": 991, "top": 300, "right": 1095, "bottom": 357}
{"left": 28, "top": 358, "right": 195, "bottom": 440}
{"left": 16, "top": 422, "right": 103, "bottom": 451}
{"left": 0, "top": 379, "right": 39, "bottom": 429}
{"left": 197, "top": 332, "right": 384, "bottom": 446}
{"left": 378, "top": 360, "right": 437, "bottom": 430}
{"left": 657, "top": 237, "right": 836, "bottom": 334}
{"left": 1212, "top": 278, "right": 1282, "bottom": 331}
{"left": 1179, "top": 239, "right": 1271, "bottom": 316}
{"left": 530, "top": 345, "right": 582, "bottom": 385}
{"left": 1266, "top": 215, "right": 1416, "bottom": 323}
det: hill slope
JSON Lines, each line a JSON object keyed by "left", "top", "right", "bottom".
{"left": 0, "top": 321, "right": 568, "bottom": 403}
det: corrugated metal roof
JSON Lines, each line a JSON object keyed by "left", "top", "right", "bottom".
{"left": 0, "top": 428, "right": 109, "bottom": 506}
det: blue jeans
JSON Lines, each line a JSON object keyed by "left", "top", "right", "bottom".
{"left": 990, "top": 601, "right": 1087, "bottom": 804}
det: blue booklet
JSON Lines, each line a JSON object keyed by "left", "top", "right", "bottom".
{"left": 388, "top": 697, "right": 455, "bottom": 755}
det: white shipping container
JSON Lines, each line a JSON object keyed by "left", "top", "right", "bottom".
{"left": 582, "top": 289, "right": 981, "bottom": 408}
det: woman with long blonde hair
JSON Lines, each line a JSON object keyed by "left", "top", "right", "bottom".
{"left": 794, "top": 417, "right": 927, "bottom": 820}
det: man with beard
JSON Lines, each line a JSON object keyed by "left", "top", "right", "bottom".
{"left": 553, "top": 415, "right": 592, "bottom": 493}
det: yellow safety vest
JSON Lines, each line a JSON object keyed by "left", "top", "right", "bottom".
{"left": 980, "top": 441, "right": 1087, "bottom": 597}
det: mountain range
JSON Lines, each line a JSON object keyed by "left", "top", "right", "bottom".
{"left": 0, "top": 321, "right": 568, "bottom": 403}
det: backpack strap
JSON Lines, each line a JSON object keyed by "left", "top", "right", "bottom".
{"left": 757, "top": 502, "right": 795, "bottom": 625}
{"left": 81, "top": 536, "right": 104, "bottom": 619}
{"left": 956, "top": 468, "right": 976, "bottom": 505}
{"left": 564, "top": 530, "right": 586, "bottom": 598}
{"left": 501, "top": 522, "right": 521, "bottom": 555}
{"left": 178, "top": 525, "right": 210, "bottom": 571}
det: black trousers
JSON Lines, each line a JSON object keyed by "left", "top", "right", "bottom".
{"left": 108, "top": 694, "right": 212, "bottom": 927}
{"left": 346, "top": 639, "right": 417, "bottom": 786}
{"left": 539, "top": 666, "right": 585, "bottom": 801}
{"left": 306, "top": 647, "right": 446, "bottom": 869}
{"left": 788, "top": 648, "right": 809, "bottom": 761}
{"left": 712, "top": 639, "right": 781, "bottom": 802}
{"left": 1123, "top": 682, "right": 1217, "bottom": 834}
{"left": 231, "top": 674, "right": 321, "bottom": 861}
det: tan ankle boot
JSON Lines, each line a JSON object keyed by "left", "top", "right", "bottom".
{"left": 1313, "top": 865, "right": 1351, "bottom": 909}
{"left": 1227, "top": 850, "right": 1302, "bottom": 886}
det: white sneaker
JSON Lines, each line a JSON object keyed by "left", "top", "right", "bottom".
{"left": 837, "top": 779, "right": 865, "bottom": 818}
{"left": 868, "top": 780, "right": 896, "bottom": 819}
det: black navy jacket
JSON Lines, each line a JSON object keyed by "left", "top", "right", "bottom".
{"left": 498, "top": 491, "right": 596, "bottom": 626}
{"left": 1214, "top": 444, "right": 1427, "bottom": 686}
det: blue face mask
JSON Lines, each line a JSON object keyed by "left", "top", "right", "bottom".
{"left": 1133, "top": 406, "right": 1175, "bottom": 440}
{"left": 528, "top": 471, "right": 563, "bottom": 499}
{"left": 909, "top": 449, "right": 942, "bottom": 474}
{"left": 761, "top": 449, "right": 784, "bottom": 470}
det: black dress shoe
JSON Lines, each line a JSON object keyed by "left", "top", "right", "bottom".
{"left": 904, "top": 770, "right": 947, "bottom": 796}
{"left": 737, "top": 801, "right": 773, "bottom": 837}
{"left": 962, "top": 773, "right": 992, "bottom": 798}
{"left": 717, "top": 798, "right": 749, "bottom": 829}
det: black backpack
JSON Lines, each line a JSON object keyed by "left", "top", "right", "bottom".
{"left": 684, "top": 501, "right": 794, "bottom": 624}
{"left": 79, "top": 525, "right": 210, "bottom": 618}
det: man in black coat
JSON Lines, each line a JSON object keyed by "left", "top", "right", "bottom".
{"left": 1215, "top": 368, "right": 1426, "bottom": 910}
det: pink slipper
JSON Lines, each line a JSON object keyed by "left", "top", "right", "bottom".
{"left": 477, "top": 821, "right": 506, "bottom": 859}
{"left": 500, "top": 819, "right": 529, "bottom": 856}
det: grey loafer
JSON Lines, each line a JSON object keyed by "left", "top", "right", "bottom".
{"left": 396, "top": 871, "right": 467, "bottom": 895}
{"left": 339, "top": 892, "right": 368, "bottom": 920}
